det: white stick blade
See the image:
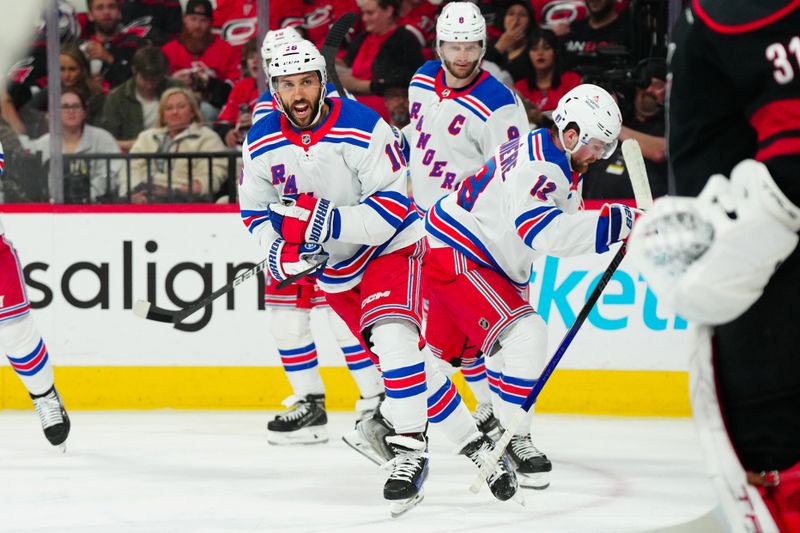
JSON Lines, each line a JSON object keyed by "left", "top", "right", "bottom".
{"left": 621, "top": 139, "right": 654, "bottom": 210}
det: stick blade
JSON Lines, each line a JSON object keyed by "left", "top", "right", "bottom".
{"left": 133, "top": 299, "right": 177, "bottom": 323}
{"left": 621, "top": 139, "right": 653, "bottom": 210}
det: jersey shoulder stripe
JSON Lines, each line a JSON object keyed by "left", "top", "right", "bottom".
{"left": 469, "top": 73, "right": 518, "bottom": 113}
{"left": 528, "top": 129, "right": 572, "bottom": 184}
{"left": 247, "top": 112, "right": 290, "bottom": 159}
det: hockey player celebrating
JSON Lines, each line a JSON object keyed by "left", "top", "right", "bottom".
{"left": 252, "top": 28, "right": 347, "bottom": 123}
{"left": 248, "top": 28, "right": 385, "bottom": 445}
{"left": 425, "top": 84, "right": 633, "bottom": 489}
{"left": 0, "top": 142, "right": 71, "bottom": 450}
{"left": 240, "top": 39, "right": 519, "bottom": 515}
{"left": 628, "top": 2, "right": 800, "bottom": 531}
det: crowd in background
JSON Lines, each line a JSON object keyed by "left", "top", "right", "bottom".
{"left": 0, "top": 0, "right": 669, "bottom": 204}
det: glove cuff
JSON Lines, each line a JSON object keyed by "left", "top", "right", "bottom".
{"left": 733, "top": 160, "right": 800, "bottom": 232}
{"left": 305, "top": 197, "right": 334, "bottom": 243}
{"left": 267, "top": 239, "right": 288, "bottom": 282}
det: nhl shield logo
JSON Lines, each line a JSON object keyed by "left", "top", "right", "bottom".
{"left": 442, "top": 88, "right": 451, "bottom": 98}
{"left": 479, "top": 318, "right": 490, "bottom": 330}
{"left": 301, "top": 133, "right": 311, "bottom": 145}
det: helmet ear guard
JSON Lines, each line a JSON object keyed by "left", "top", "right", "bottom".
{"left": 553, "top": 84, "right": 622, "bottom": 159}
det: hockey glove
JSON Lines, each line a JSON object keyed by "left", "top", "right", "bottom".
{"left": 267, "top": 240, "right": 328, "bottom": 286}
{"left": 595, "top": 203, "right": 641, "bottom": 253}
{"left": 628, "top": 160, "right": 800, "bottom": 325}
{"left": 268, "top": 193, "right": 336, "bottom": 244}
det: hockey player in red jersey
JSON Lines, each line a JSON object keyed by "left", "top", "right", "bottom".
{"left": 628, "top": 1, "right": 800, "bottom": 531}
{"left": 0, "top": 143, "right": 71, "bottom": 450}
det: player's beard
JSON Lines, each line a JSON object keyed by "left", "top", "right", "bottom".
{"left": 181, "top": 28, "right": 212, "bottom": 55}
{"left": 443, "top": 59, "right": 480, "bottom": 80}
{"left": 282, "top": 97, "right": 321, "bottom": 129}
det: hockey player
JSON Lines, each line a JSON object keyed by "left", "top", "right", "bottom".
{"left": 0, "top": 142, "right": 71, "bottom": 450}
{"left": 252, "top": 28, "right": 346, "bottom": 123}
{"left": 425, "top": 84, "right": 632, "bottom": 489}
{"left": 249, "top": 28, "right": 383, "bottom": 445}
{"left": 240, "top": 40, "right": 518, "bottom": 514}
{"left": 405, "top": 1, "right": 529, "bottom": 443}
{"left": 628, "top": 2, "right": 800, "bottom": 531}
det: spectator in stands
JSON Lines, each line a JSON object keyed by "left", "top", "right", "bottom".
{"left": 375, "top": 65, "right": 416, "bottom": 129}
{"left": 513, "top": 28, "right": 581, "bottom": 125}
{"left": 562, "top": 0, "right": 631, "bottom": 67}
{"left": 339, "top": 0, "right": 424, "bottom": 118}
{"left": 582, "top": 58, "right": 667, "bottom": 199}
{"left": 215, "top": 38, "right": 259, "bottom": 149}
{"left": 397, "top": 0, "right": 439, "bottom": 50}
{"left": 119, "top": 0, "right": 183, "bottom": 46}
{"left": 21, "top": 89, "right": 121, "bottom": 203}
{"left": 80, "top": 0, "right": 145, "bottom": 89}
{"left": 102, "top": 46, "right": 183, "bottom": 151}
{"left": 0, "top": 44, "right": 105, "bottom": 138}
{"left": 129, "top": 87, "right": 228, "bottom": 203}
{"left": 483, "top": 0, "right": 534, "bottom": 82}
{"left": 295, "top": 0, "right": 361, "bottom": 50}
{"left": 162, "top": 0, "right": 240, "bottom": 122}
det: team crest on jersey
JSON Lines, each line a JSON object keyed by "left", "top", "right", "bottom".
{"left": 301, "top": 133, "right": 311, "bottom": 145}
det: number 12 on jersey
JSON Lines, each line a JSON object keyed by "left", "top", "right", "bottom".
{"left": 456, "top": 157, "right": 497, "bottom": 211}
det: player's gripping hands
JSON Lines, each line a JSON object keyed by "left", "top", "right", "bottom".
{"left": 628, "top": 160, "right": 800, "bottom": 325}
{"left": 269, "top": 193, "right": 336, "bottom": 244}
{"left": 595, "top": 203, "right": 642, "bottom": 253}
{"left": 267, "top": 241, "right": 328, "bottom": 285}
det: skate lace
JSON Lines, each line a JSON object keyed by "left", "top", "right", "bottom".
{"left": 467, "top": 440, "right": 507, "bottom": 485}
{"left": 472, "top": 403, "right": 494, "bottom": 425}
{"left": 382, "top": 450, "right": 429, "bottom": 483}
{"left": 33, "top": 392, "right": 63, "bottom": 429}
{"left": 276, "top": 401, "right": 311, "bottom": 422}
{"left": 510, "top": 435, "right": 542, "bottom": 461}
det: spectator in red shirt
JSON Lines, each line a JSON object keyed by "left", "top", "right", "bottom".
{"left": 298, "top": 0, "right": 361, "bottom": 50}
{"left": 81, "top": 0, "right": 145, "bottom": 89}
{"left": 514, "top": 28, "right": 581, "bottom": 126}
{"left": 397, "top": 0, "right": 439, "bottom": 50}
{"left": 161, "top": 0, "right": 240, "bottom": 121}
{"left": 339, "top": 0, "right": 424, "bottom": 107}
{"left": 215, "top": 38, "right": 260, "bottom": 148}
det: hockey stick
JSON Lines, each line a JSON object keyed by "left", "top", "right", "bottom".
{"left": 469, "top": 139, "right": 653, "bottom": 493}
{"left": 320, "top": 12, "right": 359, "bottom": 97}
{"left": 133, "top": 254, "right": 328, "bottom": 324}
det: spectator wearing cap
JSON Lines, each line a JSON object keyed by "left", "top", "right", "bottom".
{"left": 101, "top": 46, "right": 184, "bottom": 151}
{"left": 161, "top": 0, "right": 240, "bottom": 122}
{"left": 80, "top": 0, "right": 145, "bottom": 89}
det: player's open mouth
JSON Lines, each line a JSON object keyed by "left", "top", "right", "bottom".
{"left": 293, "top": 102, "right": 311, "bottom": 120}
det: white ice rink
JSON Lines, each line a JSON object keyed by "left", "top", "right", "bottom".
{"left": 0, "top": 411, "right": 717, "bottom": 533}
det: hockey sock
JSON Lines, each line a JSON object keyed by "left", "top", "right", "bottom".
{"left": 424, "top": 347, "right": 480, "bottom": 448}
{"left": 461, "top": 355, "right": 491, "bottom": 404}
{"left": 328, "top": 309, "right": 383, "bottom": 398}
{"left": 370, "top": 320, "right": 427, "bottom": 434}
{"left": 0, "top": 315, "right": 55, "bottom": 396}
{"left": 270, "top": 308, "right": 324, "bottom": 396}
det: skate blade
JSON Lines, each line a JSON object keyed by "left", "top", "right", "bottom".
{"left": 267, "top": 427, "right": 328, "bottom": 446}
{"left": 57, "top": 443, "right": 67, "bottom": 454}
{"left": 389, "top": 491, "right": 424, "bottom": 518}
{"left": 518, "top": 471, "right": 550, "bottom": 490}
{"left": 341, "top": 431, "right": 382, "bottom": 466}
{"left": 511, "top": 491, "right": 527, "bottom": 507}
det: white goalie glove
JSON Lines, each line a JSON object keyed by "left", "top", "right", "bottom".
{"left": 628, "top": 159, "right": 800, "bottom": 325}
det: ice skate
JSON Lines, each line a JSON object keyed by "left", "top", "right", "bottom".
{"left": 382, "top": 433, "right": 429, "bottom": 518}
{"left": 507, "top": 433, "right": 552, "bottom": 489}
{"left": 30, "top": 385, "right": 70, "bottom": 452}
{"left": 460, "top": 434, "right": 518, "bottom": 501}
{"left": 267, "top": 394, "right": 328, "bottom": 445}
{"left": 472, "top": 402, "right": 500, "bottom": 439}
{"left": 343, "top": 400, "right": 395, "bottom": 465}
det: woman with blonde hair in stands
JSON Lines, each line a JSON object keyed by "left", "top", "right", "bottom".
{"left": 129, "top": 87, "right": 227, "bottom": 203}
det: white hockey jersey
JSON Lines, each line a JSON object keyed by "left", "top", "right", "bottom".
{"left": 426, "top": 128, "right": 609, "bottom": 287}
{"left": 252, "top": 81, "right": 344, "bottom": 123}
{"left": 240, "top": 97, "right": 423, "bottom": 293}
{"left": 406, "top": 60, "right": 529, "bottom": 212}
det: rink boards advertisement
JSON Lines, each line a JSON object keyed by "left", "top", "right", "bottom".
{"left": 0, "top": 206, "right": 695, "bottom": 415}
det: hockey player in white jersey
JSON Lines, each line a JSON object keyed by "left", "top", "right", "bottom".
{"left": 252, "top": 28, "right": 346, "bottom": 123}
{"left": 405, "top": 1, "right": 530, "bottom": 449}
{"left": 249, "top": 28, "right": 385, "bottom": 447}
{"left": 239, "top": 40, "right": 518, "bottom": 515}
{"left": 0, "top": 142, "right": 71, "bottom": 450}
{"left": 425, "top": 84, "right": 636, "bottom": 489}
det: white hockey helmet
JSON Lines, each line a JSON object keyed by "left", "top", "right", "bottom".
{"left": 269, "top": 40, "right": 328, "bottom": 126}
{"left": 261, "top": 27, "right": 303, "bottom": 78}
{"left": 553, "top": 84, "right": 622, "bottom": 159}
{"left": 436, "top": 2, "right": 487, "bottom": 60}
